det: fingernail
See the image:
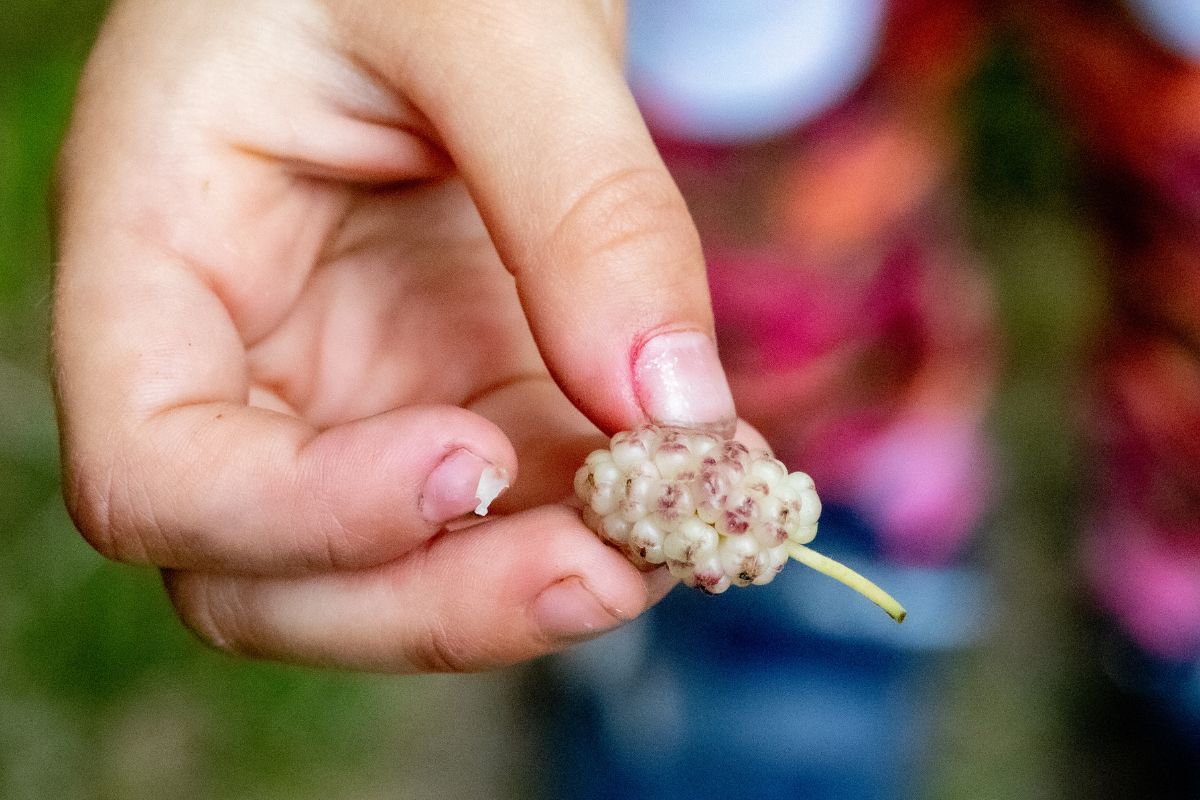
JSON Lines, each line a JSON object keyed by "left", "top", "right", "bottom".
{"left": 532, "top": 576, "right": 626, "bottom": 643}
{"left": 421, "top": 449, "right": 509, "bottom": 523}
{"left": 634, "top": 330, "right": 736, "bottom": 431}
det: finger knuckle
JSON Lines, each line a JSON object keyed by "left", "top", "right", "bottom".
{"left": 164, "top": 572, "right": 243, "bottom": 656}
{"left": 62, "top": 459, "right": 128, "bottom": 562}
{"left": 408, "top": 618, "right": 474, "bottom": 673}
{"left": 62, "top": 450, "right": 162, "bottom": 565}
{"left": 62, "top": 462, "right": 117, "bottom": 560}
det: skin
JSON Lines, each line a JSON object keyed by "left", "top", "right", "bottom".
{"left": 52, "top": 0, "right": 754, "bottom": 672}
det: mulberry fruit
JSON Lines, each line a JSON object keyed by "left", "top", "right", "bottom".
{"left": 574, "top": 424, "right": 905, "bottom": 622}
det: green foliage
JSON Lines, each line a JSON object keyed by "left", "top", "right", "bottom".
{"left": 960, "top": 33, "right": 1080, "bottom": 209}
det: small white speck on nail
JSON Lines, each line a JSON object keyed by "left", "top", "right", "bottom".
{"left": 474, "top": 466, "right": 509, "bottom": 516}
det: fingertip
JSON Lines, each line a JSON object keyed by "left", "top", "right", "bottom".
{"left": 521, "top": 507, "right": 669, "bottom": 647}
{"left": 642, "top": 565, "right": 680, "bottom": 605}
{"left": 633, "top": 328, "right": 737, "bottom": 436}
{"left": 733, "top": 419, "right": 773, "bottom": 452}
{"left": 420, "top": 448, "right": 511, "bottom": 523}
{"left": 302, "top": 404, "right": 520, "bottom": 539}
{"left": 531, "top": 575, "right": 628, "bottom": 644}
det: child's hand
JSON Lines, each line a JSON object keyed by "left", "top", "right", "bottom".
{"left": 52, "top": 0, "right": 734, "bottom": 671}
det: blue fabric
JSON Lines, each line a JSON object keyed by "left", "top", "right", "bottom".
{"left": 1102, "top": 625, "right": 1200, "bottom": 750}
{"left": 540, "top": 505, "right": 987, "bottom": 800}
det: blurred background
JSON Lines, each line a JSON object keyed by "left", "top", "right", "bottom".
{"left": 0, "top": 2, "right": 1193, "bottom": 798}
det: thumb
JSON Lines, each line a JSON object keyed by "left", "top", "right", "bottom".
{"left": 339, "top": 0, "right": 736, "bottom": 435}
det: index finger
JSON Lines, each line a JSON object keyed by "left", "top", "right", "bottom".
{"left": 334, "top": 0, "right": 739, "bottom": 437}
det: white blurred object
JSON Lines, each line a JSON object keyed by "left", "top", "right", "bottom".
{"left": 626, "top": 0, "right": 887, "bottom": 143}
{"left": 1128, "top": 0, "right": 1200, "bottom": 61}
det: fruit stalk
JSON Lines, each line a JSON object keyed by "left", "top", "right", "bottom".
{"left": 786, "top": 542, "right": 907, "bottom": 623}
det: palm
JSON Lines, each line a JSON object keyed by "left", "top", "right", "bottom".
{"left": 137, "top": 22, "right": 602, "bottom": 509}
{"left": 239, "top": 180, "right": 539, "bottom": 428}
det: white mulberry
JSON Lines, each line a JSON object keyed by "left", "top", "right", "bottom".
{"left": 575, "top": 424, "right": 905, "bottom": 621}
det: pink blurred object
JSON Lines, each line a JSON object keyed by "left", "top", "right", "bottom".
{"left": 853, "top": 416, "right": 993, "bottom": 565}
{"left": 707, "top": 239, "right": 996, "bottom": 567}
{"left": 1086, "top": 511, "right": 1200, "bottom": 661}
{"left": 1082, "top": 325, "right": 1200, "bottom": 659}
{"left": 706, "top": 245, "right": 921, "bottom": 374}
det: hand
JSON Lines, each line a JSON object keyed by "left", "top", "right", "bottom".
{"left": 53, "top": 0, "right": 736, "bottom": 672}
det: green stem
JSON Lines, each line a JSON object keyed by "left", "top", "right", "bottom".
{"left": 786, "top": 542, "right": 907, "bottom": 623}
